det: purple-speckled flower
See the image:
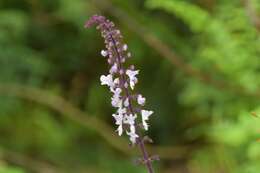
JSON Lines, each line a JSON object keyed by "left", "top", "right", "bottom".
{"left": 85, "top": 14, "right": 157, "bottom": 173}
{"left": 85, "top": 15, "right": 153, "bottom": 144}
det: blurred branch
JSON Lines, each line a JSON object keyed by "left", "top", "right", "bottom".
{"left": 0, "top": 83, "right": 189, "bottom": 160}
{"left": 244, "top": 0, "right": 260, "bottom": 31}
{"left": 91, "top": 0, "right": 260, "bottom": 98}
{"left": 0, "top": 83, "right": 130, "bottom": 155}
{"left": 198, "top": 0, "right": 216, "bottom": 12}
{"left": 0, "top": 148, "right": 60, "bottom": 173}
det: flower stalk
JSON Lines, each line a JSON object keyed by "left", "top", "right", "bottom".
{"left": 85, "top": 15, "right": 157, "bottom": 173}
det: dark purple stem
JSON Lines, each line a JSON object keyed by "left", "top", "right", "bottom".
{"left": 138, "top": 138, "right": 154, "bottom": 173}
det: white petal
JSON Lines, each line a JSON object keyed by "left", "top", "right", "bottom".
{"left": 141, "top": 110, "right": 153, "bottom": 121}
{"left": 130, "top": 125, "right": 136, "bottom": 133}
{"left": 143, "top": 121, "right": 149, "bottom": 130}
{"left": 110, "top": 63, "right": 118, "bottom": 74}
{"left": 118, "top": 107, "right": 126, "bottom": 115}
{"left": 137, "top": 95, "right": 146, "bottom": 105}
{"left": 123, "top": 44, "right": 128, "bottom": 51}
{"left": 115, "top": 30, "right": 120, "bottom": 35}
{"left": 127, "top": 52, "right": 131, "bottom": 58}
{"left": 100, "top": 74, "right": 113, "bottom": 87}
{"left": 111, "top": 96, "right": 122, "bottom": 108}
{"left": 141, "top": 110, "right": 153, "bottom": 131}
{"left": 126, "top": 70, "right": 139, "bottom": 90}
{"left": 124, "top": 82, "right": 128, "bottom": 88}
{"left": 124, "top": 98, "right": 129, "bottom": 107}
{"left": 130, "top": 81, "right": 135, "bottom": 90}
{"left": 112, "top": 113, "right": 124, "bottom": 136}
{"left": 101, "top": 50, "right": 108, "bottom": 57}
{"left": 127, "top": 128, "right": 139, "bottom": 144}
{"left": 117, "top": 125, "right": 123, "bottom": 136}
{"left": 112, "top": 88, "right": 122, "bottom": 95}
{"left": 124, "top": 114, "right": 137, "bottom": 125}
{"left": 114, "top": 78, "right": 119, "bottom": 85}
{"left": 126, "top": 69, "right": 139, "bottom": 79}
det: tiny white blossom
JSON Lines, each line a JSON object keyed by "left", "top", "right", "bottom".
{"left": 112, "top": 107, "right": 127, "bottom": 136}
{"left": 109, "top": 63, "right": 118, "bottom": 74}
{"left": 100, "top": 74, "right": 114, "bottom": 87}
{"left": 115, "top": 30, "right": 120, "bottom": 34}
{"left": 126, "top": 69, "right": 139, "bottom": 90}
{"left": 124, "top": 82, "right": 128, "bottom": 88}
{"left": 112, "top": 113, "right": 123, "bottom": 125}
{"left": 101, "top": 50, "right": 108, "bottom": 57}
{"left": 111, "top": 95, "right": 122, "bottom": 108}
{"left": 123, "top": 44, "right": 128, "bottom": 51}
{"left": 109, "top": 81, "right": 119, "bottom": 93}
{"left": 114, "top": 78, "right": 119, "bottom": 84}
{"left": 127, "top": 126, "right": 138, "bottom": 144}
{"left": 111, "top": 88, "right": 122, "bottom": 107}
{"left": 112, "top": 87, "right": 122, "bottom": 95}
{"left": 141, "top": 110, "right": 153, "bottom": 130}
{"left": 117, "top": 125, "right": 123, "bottom": 136}
{"left": 137, "top": 94, "right": 146, "bottom": 105}
{"left": 117, "top": 107, "right": 127, "bottom": 115}
{"left": 111, "top": 97, "right": 122, "bottom": 108}
{"left": 124, "top": 114, "right": 137, "bottom": 126}
{"left": 124, "top": 98, "right": 129, "bottom": 107}
{"left": 112, "top": 113, "right": 124, "bottom": 136}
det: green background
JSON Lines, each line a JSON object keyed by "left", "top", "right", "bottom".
{"left": 0, "top": 0, "right": 260, "bottom": 172}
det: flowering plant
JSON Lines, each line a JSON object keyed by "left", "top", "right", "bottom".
{"left": 85, "top": 15, "right": 157, "bottom": 173}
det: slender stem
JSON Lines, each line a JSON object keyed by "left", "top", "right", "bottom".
{"left": 109, "top": 34, "right": 155, "bottom": 173}
{"left": 138, "top": 138, "right": 154, "bottom": 173}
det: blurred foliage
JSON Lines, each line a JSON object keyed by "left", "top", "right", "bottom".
{"left": 0, "top": 0, "right": 260, "bottom": 173}
{"left": 0, "top": 166, "right": 25, "bottom": 173}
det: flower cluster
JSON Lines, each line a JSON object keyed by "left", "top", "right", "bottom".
{"left": 85, "top": 15, "right": 154, "bottom": 144}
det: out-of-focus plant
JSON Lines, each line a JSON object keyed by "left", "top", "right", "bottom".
{"left": 144, "top": 0, "right": 260, "bottom": 172}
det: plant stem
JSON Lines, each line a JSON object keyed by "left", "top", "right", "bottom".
{"left": 138, "top": 138, "right": 154, "bottom": 173}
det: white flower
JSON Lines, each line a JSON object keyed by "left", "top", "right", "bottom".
{"left": 109, "top": 63, "right": 118, "bottom": 74}
{"left": 111, "top": 95, "right": 122, "bottom": 108}
{"left": 141, "top": 110, "right": 153, "bottom": 130}
{"left": 112, "top": 87, "right": 122, "bottom": 95}
{"left": 123, "top": 44, "right": 128, "bottom": 51}
{"left": 113, "top": 78, "right": 119, "bottom": 87}
{"left": 111, "top": 98, "right": 122, "bottom": 108}
{"left": 112, "top": 113, "right": 123, "bottom": 125}
{"left": 117, "top": 107, "right": 127, "bottom": 115}
{"left": 111, "top": 88, "right": 122, "bottom": 108}
{"left": 101, "top": 50, "right": 108, "bottom": 57}
{"left": 112, "top": 113, "right": 124, "bottom": 136}
{"left": 127, "top": 125, "right": 138, "bottom": 144}
{"left": 126, "top": 69, "right": 139, "bottom": 90}
{"left": 137, "top": 94, "right": 146, "bottom": 105}
{"left": 115, "top": 30, "right": 120, "bottom": 35}
{"left": 109, "top": 78, "right": 120, "bottom": 92}
{"left": 112, "top": 107, "right": 127, "bottom": 136}
{"left": 124, "top": 114, "right": 137, "bottom": 126}
{"left": 116, "top": 125, "right": 123, "bottom": 136}
{"left": 124, "top": 82, "right": 128, "bottom": 88}
{"left": 124, "top": 98, "right": 129, "bottom": 107}
{"left": 100, "top": 74, "right": 113, "bottom": 87}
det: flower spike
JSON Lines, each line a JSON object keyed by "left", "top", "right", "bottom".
{"left": 85, "top": 15, "right": 156, "bottom": 173}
